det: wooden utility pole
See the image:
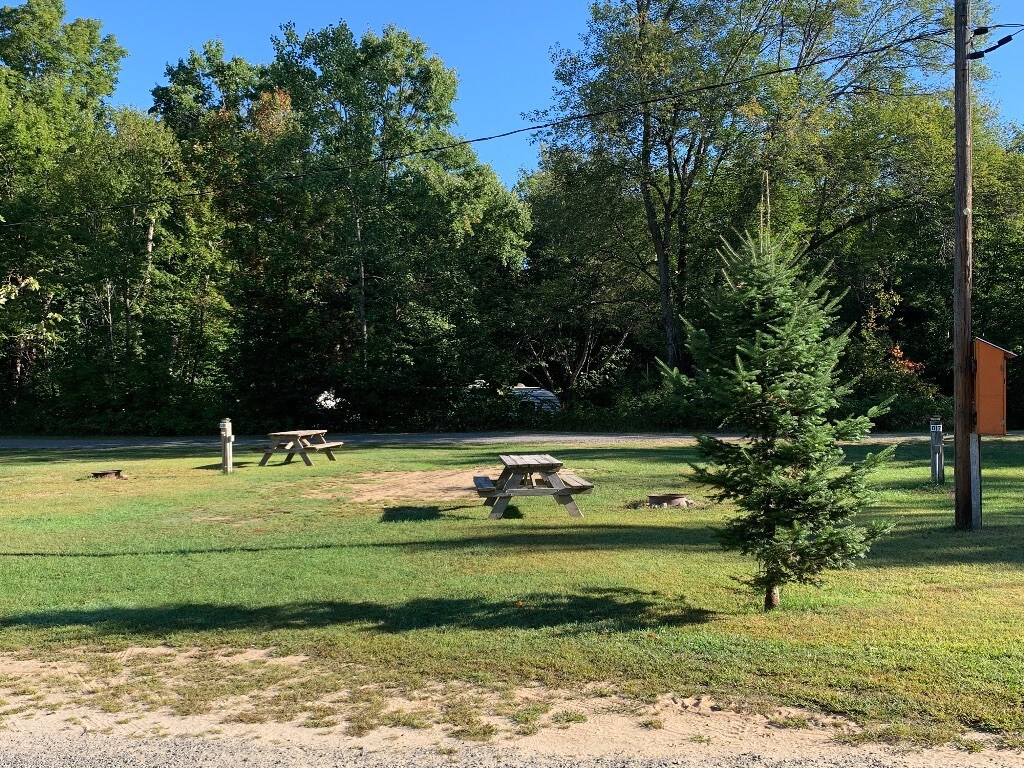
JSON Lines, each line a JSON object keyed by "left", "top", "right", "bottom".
{"left": 953, "top": 0, "right": 980, "bottom": 529}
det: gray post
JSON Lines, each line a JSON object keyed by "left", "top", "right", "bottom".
{"left": 219, "top": 418, "right": 234, "bottom": 475}
{"left": 929, "top": 415, "right": 945, "bottom": 484}
{"left": 970, "top": 432, "right": 982, "bottom": 529}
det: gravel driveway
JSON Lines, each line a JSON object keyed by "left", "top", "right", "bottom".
{"left": 0, "top": 727, "right": 1016, "bottom": 768}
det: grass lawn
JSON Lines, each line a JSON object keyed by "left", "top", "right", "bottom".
{"left": 1, "top": 436, "right": 1023, "bottom": 744}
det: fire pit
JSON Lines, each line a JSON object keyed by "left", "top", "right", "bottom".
{"left": 91, "top": 469, "right": 125, "bottom": 480}
{"left": 647, "top": 493, "right": 697, "bottom": 508}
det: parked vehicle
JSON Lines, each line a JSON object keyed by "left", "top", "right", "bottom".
{"left": 506, "top": 384, "right": 562, "bottom": 413}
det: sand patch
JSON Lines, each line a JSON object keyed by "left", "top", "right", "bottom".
{"left": 305, "top": 469, "right": 494, "bottom": 504}
{"left": 305, "top": 467, "right": 588, "bottom": 506}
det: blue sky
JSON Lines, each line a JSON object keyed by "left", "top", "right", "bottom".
{"left": 65, "top": 0, "right": 1024, "bottom": 186}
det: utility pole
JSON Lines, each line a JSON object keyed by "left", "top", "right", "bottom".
{"left": 953, "top": 0, "right": 980, "bottom": 530}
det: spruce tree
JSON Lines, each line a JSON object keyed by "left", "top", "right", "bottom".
{"left": 666, "top": 232, "right": 893, "bottom": 611}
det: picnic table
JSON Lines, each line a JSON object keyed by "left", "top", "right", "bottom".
{"left": 256, "top": 430, "right": 343, "bottom": 467}
{"left": 473, "top": 454, "right": 593, "bottom": 519}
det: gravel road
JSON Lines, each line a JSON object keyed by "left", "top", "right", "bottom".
{"left": 0, "top": 728, "right": 1010, "bottom": 768}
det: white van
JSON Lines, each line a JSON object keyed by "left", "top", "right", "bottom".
{"left": 507, "top": 384, "right": 563, "bottom": 413}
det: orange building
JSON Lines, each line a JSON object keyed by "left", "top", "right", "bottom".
{"left": 975, "top": 338, "right": 1017, "bottom": 436}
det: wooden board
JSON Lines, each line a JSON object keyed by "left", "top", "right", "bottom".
{"left": 499, "top": 453, "right": 563, "bottom": 470}
{"left": 975, "top": 339, "right": 1012, "bottom": 436}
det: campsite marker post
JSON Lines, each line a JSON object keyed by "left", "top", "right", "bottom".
{"left": 929, "top": 416, "right": 945, "bottom": 485}
{"left": 220, "top": 418, "right": 234, "bottom": 475}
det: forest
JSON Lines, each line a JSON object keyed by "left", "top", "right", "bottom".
{"left": 1, "top": 0, "right": 1022, "bottom": 434}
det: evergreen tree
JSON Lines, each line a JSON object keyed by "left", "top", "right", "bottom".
{"left": 665, "top": 232, "right": 893, "bottom": 610}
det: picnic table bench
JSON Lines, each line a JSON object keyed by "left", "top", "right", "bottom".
{"left": 474, "top": 454, "right": 593, "bottom": 519}
{"left": 256, "top": 430, "right": 343, "bottom": 467}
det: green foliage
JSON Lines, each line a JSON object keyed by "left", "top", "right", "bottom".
{"left": 0, "top": 4, "right": 530, "bottom": 432}
{"left": 0, "top": 0, "right": 1021, "bottom": 434}
{"left": 665, "top": 232, "right": 893, "bottom": 608}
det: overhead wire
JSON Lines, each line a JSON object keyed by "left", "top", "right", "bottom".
{"left": 969, "top": 24, "right": 1023, "bottom": 59}
{"left": 0, "top": 25, "right": 953, "bottom": 230}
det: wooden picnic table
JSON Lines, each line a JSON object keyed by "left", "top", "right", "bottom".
{"left": 256, "top": 430, "right": 343, "bottom": 467}
{"left": 473, "top": 454, "right": 593, "bottom": 519}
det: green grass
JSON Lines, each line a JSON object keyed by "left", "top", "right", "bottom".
{"left": 1, "top": 437, "right": 1023, "bottom": 744}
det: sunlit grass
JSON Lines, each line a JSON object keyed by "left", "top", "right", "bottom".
{"left": 0, "top": 436, "right": 1022, "bottom": 743}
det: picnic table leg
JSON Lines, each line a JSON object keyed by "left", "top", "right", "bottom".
{"left": 556, "top": 495, "right": 584, "bottom": 518}
{"left": 484, "top": 466, "right": 515, "bottom": 506}
{"left": 323, "top": 448, "right": 336, "bottom": 461}
{"left": 297, "top": 439, "right": 314, "bottom": 467}
{"left": 258, "top": 451, "right": 273, "bottom": 467}
{"left": 542, "top": 471, "right": 584, "bottom": 518}
{"left": 488, "top": 473, "right": 523, "bottom": 520}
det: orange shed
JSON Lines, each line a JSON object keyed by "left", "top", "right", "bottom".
{"left": 974, "top": 338, "right": 1017, "bottom": 436}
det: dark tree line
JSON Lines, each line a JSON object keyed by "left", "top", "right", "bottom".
{"left": 1, "top": 0, "right": 1022, "bottom": 434}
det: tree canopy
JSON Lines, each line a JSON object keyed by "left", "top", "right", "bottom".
{"left": 1, "top": 0, "right": 1022, "bottom": 435}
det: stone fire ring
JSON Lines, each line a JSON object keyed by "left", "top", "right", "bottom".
{"left": 648, "top": 493, "right": 697, "bottom": 508}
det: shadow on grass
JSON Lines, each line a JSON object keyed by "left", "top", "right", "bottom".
{"left": 381, "top": 506, "right": 442, "bottom": 522}
{"left": 494, "top": 504, "right": 524, "bottom": 519}
{"left": 195, "top": 461, "right": 258, "bottom": 470}
{"left": 0, "top": 523, "right": 713, "bottom": 559}
{"left": 388, "top": 523, "right": 716, "bottom": 553}
{"left": 0, "top": 588, "right": 715, "bottom": 635}
{"left": 865, "top": 514, "right": 1024, "bottom": 568}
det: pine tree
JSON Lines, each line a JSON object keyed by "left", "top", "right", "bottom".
{"left": 665, "top": 232, "right": 893, "bottom": 611}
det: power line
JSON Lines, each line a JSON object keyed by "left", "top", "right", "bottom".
{"left": 1, "top": 25, "right": 951, "bottom": 230}
{"left": 968, "top": 25, "right": 1023, "bottom": 59}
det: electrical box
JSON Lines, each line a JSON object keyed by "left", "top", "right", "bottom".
{"left": 975, "top": 338, "right": 1017, "bottom": 436}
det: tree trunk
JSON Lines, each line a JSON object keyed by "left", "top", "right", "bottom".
{"left": 639, "top": 111, "right": 681, "bottom": 368}
{"left": 354, "top": 213, "right": 368, "bottom": 367}
{"left": 357, "top": 260, "right": 367, "bottom": 360}
{"left": 764, "top": 584, "right": 781, "bottom": 611}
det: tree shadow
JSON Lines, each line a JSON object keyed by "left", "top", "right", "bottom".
{"left": 865, "top": 514, "right": 1024, "bottom": 568}
{"left": 382, "top": 523, "right": 716, "bottom": 553}
{"left": 0, "top": 542, "right": 369, "bottom": 559}
{"left": 0, "top": 588, "right": 715, "bottom": 636}
{"left": 0, "top": 523, "right": 716, "bottom": 560}
{"left": 195, "top": 461, "right": 257, "bottom": 470}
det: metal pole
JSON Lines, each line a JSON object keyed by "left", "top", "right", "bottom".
{"left": 220, "top": 418, "right": 234, "bottom": 475}
{"left": 953, "top": 0, "right": 980, "bottom": 529}
{"left": 930, "top": 415, "right": 945, "bottom": 484}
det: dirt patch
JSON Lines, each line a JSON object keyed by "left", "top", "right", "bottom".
{"left": 305, "top": 469, "right": 494, "bottom": 504}
{"left": 305, "top": 467, "right": 589, "bottom": 506}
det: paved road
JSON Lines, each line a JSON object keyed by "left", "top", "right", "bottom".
{"left": 0, "top": 431, "right": 966, "bottom": 452}
{"left": 0, "top": 432, "right": 705, "bottom": 451}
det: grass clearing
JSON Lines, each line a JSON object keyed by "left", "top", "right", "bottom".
{"left": 1, "top": 437, "right": 1023, "bottom": 745}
